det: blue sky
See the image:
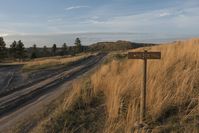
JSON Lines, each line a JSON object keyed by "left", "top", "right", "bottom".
{"left": 0, "top": 0, "right": 199, "bottom": 46}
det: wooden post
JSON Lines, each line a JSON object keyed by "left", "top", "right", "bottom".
{"left": 140, "top": 51, "right": 147, "bottom": 123}
{"left": 128, "top": 50, "right": 161, "bottom": 125}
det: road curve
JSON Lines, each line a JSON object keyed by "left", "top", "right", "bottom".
{"left": 0, "top": 53, "right": 106, "bottom": 132}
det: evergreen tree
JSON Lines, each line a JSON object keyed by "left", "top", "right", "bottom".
{"left": 10, "top": 41, "right": 17, "bottom": 58}
{"left": 31, "top": 44, "right": 37, "bottom": 59}
{"left": 16, "top": 40, "right": 25, "bottom": 59}
{"left": 52, "top": 44, "right": 57, "bottom": 56}
{"left": 33, "top": 44, "right": 37, "bottom": 50}
{"left": 62, "top": 43, "right": 68, "bottom": 55}
{"left": 74, "top": 38, "right": 82, "bottom": 53}
{"left": 43, "top": 45, "right": 49, "bottom": 57}
{"left": 0, "top": 37, "right": 6, "bottom": 59}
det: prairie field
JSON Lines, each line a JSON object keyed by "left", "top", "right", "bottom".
{"left": 22, "top": 53, "right": 95, "bottom": 71}
{"left": 2, "top": 1, "right": 199, "bottom": 133}
{"left": 14, "top": 39, "right": 199, "bottom": 133}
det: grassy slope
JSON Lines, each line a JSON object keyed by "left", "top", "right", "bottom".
{"left": 22, "top": 53, "right": 94, "bottom": 72}
{"left": 89, "top": 40, "right": 156, "bottom": 51}
{"left": 14, "top": 39, "right": 199, "bottom": 133}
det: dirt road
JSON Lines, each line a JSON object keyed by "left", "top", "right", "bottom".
{"left": 0, "top": 53, "right": 106, "bottom": 132}
{"left": 0, "top": 55, "right": 94, "bottom": 97}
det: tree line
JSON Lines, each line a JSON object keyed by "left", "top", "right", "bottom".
{"left": 0, "top": 37, "right": 84, "bottom": 61}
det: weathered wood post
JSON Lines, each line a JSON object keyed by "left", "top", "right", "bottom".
{"left": 140, "top": 50, "right": 147, "bottom": 123}
{"left": 128, "top": 50, "right": 161, "bottom": 126}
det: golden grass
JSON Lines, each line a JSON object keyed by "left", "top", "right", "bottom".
{"left": 31, "top": 39, "right": 199, "bottom": 133}
{"left": 22, "top": 53, "right": 94, "bottom": 71}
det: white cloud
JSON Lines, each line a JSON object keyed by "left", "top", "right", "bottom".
{"left": 90, "top": 16, "right": 99, "bottom": 19}
{"left": 0, "top": 33, "right": 8, "bottom": 37}
{"left": 65, "top": 6, "right": 89, "bottom": 11}
{"left": 47, "top": 18, "right": 62, "bottom": 23}
{"left": 83, "top": 19, "right": 106, "bottom": 24}
{"left": 1, "top": 4, "right": 199, "bottom": 37}
{"left": 77, "top": 6, "right": 199, "bottom": 34}
{"left": 159, "top": 12, "right": 171, "bottom": 17}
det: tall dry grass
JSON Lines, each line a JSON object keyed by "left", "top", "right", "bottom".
{"left": 31, "top": 39, "right": 199, "bottom": 133}
{"left": 22, "top": 53, "right": 94, "bottom": 71}
{"left": 91, "top": 39, "right": 199, "bottom": 132}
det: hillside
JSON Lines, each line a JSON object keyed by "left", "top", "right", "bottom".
{"left": 12, "top": 39, "right": 199, "bottom": 133}
{"left": 89, "top": 40, "right": 156, "bottom": 51}
{"left": 25, "top": 40, "right": 156, "bottom": 58}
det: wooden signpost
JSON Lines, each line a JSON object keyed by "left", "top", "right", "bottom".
{"left": 128, "top": 50, "right": 161, "bottom": 124}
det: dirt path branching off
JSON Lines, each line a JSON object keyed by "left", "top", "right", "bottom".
{"left": 0, "top": 55, "right": 94, "bottom": 97}
{"left": 0, "top": 53, "right": 106, "bottom": 132}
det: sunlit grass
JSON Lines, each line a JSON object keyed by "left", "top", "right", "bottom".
{"left": 22, "top": 53, "right": 94, "bottom": 71}
{"left": 18, "top": 39, "right": 199, "bottom": 133}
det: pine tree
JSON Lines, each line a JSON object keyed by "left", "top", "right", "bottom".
{"left": 75, "top": 38, "right": 82, "bottom": 53}
{"left": 31, "top": 44, "right": 37, "bottom": 59}
{"left": 43, "top": 45, "right": 49, "bottom": 57}
{"left": 75, "top": 38, "right": 81, "bottom": 47}
{"left": 10, "top": 41, "right": 17, "bottom": 58}
{"left": 16, "top": 40, "right": 25, "bottom": 59}
{"left": 74, "top": 37, "right": 82, "bottom": 53}
{"left": 62, "top": 43, "right": 68, "bottom": 55}
{"left": 52, "top": 44, "right": 57, "bottom": 56}
{"left": 0, "top": 37, "right": 6, "bottom": 59}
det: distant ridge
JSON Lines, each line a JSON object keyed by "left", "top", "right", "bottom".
{"left": 89, "top": 40, "right": 157, "bottom": 51}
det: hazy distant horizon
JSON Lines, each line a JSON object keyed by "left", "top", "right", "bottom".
{"left": 1, "top": 0, "right": 199, "bottom": 47}
{"left": 2, "top": 32, "right": 198, "bottom": 47}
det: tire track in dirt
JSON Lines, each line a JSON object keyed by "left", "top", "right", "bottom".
{"left": 0, "top": 53, "right": 106, "bottom": 117}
